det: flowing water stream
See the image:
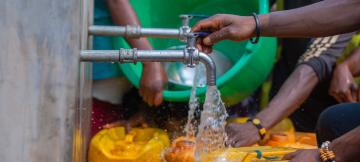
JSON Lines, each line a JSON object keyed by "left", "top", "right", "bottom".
{"left": 195, "top": 86, "right": 228, "bottom": 159}
{"left": 183, "top": 65, "right": 229, "bottom": 161}
{"left": 184, "top": 65, "right": 203, "bottom": 138}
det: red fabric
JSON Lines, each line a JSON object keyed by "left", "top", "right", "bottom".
{"left": 91, "top": 98, "right": 125, "bottom": 137}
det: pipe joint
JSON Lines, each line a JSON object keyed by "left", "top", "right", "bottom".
{"left": 119, "top": 48, "right": 138, "bottom": 63}
{"left": 183, "top": 47, "right": 199, "bottom": 67}
{"left": 125, "top": 25, "right": 141, "bottom": 38}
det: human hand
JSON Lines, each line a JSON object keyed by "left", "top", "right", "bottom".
{"left": 192, "top": 14, "right": 256, "bottom": 53}
{"left": 139, "top": 62, "right": 168, "bottom": 106}
{"left": 329, "top": 63, "right": 359, "bottom": 102}
{"left": 225, "top": 122, "right": 260, "bottom": 147}
{"left": 283, "top": 149, "right": 321, "bottom": 162}
{"left": 103, "top": 110, "right": 149, "bottom": 133}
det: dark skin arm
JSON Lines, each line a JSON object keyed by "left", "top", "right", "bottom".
{"left": 284, "top": 126, "right": 360, "bottom": 162}
{"left": 330, "top": 47, "right": 360, "bottom": 102}
{"left": 226, "top": 64, "right": 318, "bottom": 147}
{"left": 262, "top": 0, "right": 360, "bottom": 38}
{"left": 192, "top": 0, "right": 360, "bottom": 53}
{"left": 106, "top": 0, "right": 167, "bottom": 106}
{"left": 329, "top": 126, "right": 360, "bottom": 162}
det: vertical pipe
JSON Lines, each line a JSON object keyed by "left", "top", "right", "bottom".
{"left": 74, "top": 0, "right": 93, "bottom": 162}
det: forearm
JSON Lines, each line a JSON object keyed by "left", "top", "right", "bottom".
{"left": 105, "top": 0, "right": 152, "bottom": 50}
{"left": 256, "top": 65, "right": 319, "bottom": 129}
{"left": 330, "top": 126, "right": 360, "bottom": 162}
{"left": 105, "top": 0, "right": 155, "bottom": 66}
{"left": 343, "top": 47, "right": 360, "bottom": 77}
{"left": 260, "top": 0, "right": 360, "bottom": 38}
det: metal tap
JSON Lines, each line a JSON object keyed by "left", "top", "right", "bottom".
{"left": 82, "top": 14, "right": 216, "bottom": 86}
{"left": 80, "top": 40, "right": 216, "bottom": 86}
{"left": 88, "top": 14, "right": 208, "bottom": 41}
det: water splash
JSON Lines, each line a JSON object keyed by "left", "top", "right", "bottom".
{"left": 195, "top": 86, "right": 228, "bottom": 159}
{"left": 182, "top": 65, "right": 228, "bottom": 161}
{"left": 184, "top": 65, "right": 203, "bottom": 137}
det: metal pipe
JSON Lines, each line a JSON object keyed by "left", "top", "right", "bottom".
{"left": 80, "top": 50, "right": 184, "bottom": 62}
{"left": 80, "top": 49, "right": 216, "bottom": 86}
{"left": 199, "top": 52, "right": 216, "bottom": 86}
{"left": 140, "top": 28, "right": 180, "bottom": 38}
{"left": 88, "top": 25, "right": 180, "bottom": 38}
{"left": 136, "top": 50, "right": 185, "bottom": 62}
{"left": 80, "top": 50, "right": 119, "bottom": 61}
{"left": 88, "top": 26, "right": 126, "bottom": 36}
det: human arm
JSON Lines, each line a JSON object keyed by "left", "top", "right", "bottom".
{"left": 226, "top": 64, "right": 319, "bottom": 147}
{"left": 105, "top": 0, "right": 167, "bottom": 106}
{"left": 328, "top": 126, "right": 360, "bottom": 162}
{"left": 226, "top": 33, "right": 354, "bottom": 147}
{"left": 262, "top": 0, "right": 360, "bottom": 38}
{"left": 283, "top": 126, "right": 360, "bottom": 162}
{"left": 192, "top": 0, "right": 360, "bottom": 53}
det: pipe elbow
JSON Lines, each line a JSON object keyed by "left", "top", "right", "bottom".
{"left": 199, "top": 52, "right": 216, "bottom": 86}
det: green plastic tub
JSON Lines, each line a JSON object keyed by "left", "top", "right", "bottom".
{"left": 114, "top": 0, "right": 276, "bottom": 106}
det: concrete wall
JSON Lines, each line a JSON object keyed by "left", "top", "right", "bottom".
{"left": 0, "top": 0, "right": 84, "bottom": 161}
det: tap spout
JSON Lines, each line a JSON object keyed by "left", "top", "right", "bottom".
{"left": 80, "top": 49, "right": 216, "bottom": 86}
{"left": 199, "top": 52, "right": 216, "bottom": 86}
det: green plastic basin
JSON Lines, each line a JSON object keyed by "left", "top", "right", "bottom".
{"left": 115, "top": 0, "right": 276, "bottom": 105}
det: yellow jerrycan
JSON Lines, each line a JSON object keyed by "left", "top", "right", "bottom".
{"left": 89, "top": 127, "right": 170, "bottom": 162}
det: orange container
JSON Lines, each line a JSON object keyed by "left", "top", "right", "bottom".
{"left": 164, "top": 136, "right": 196, "bottom": 162}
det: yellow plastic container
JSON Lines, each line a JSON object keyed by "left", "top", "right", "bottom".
{"left": 199, "top": 146, "right": 296, "bottom": 162}
{"left": 88, "top": 127, "right": 170, "bottom": 162}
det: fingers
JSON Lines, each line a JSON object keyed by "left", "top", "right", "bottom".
{"left": 330, "top": 92, "right": 343, "bottom": 103}
{"left": 225, "top": 124, "right": 236, "bottom": 146}
{"left": 233, "top": 140, "right": 248, "bottom": 148}
{"left": 192, "top": 16, "right": 220, "bottom": 33}
{"left": 282, "top": 151, "right": 298, "bottom": 160}
{"left": 339, "top": 83, "right": 358, "bottom": 102}
{"left": 196, "top": 38, "right": 213, "bottom": 54}
{"left": 203, "top": 28, "right": 230, "bottom": 46}
{"left": 153, "top": 92, "right": 163, "bottom": 107}
{"left": 330, "top": 84, "right": 359, "bottom": 103}
{"left": 196, "top": 28, "right": 230, "bottom": 53}
{"left": 345, "top": 90, "right": 355, "bottom": 102}
{"left": 139, "top": 86, "right": 154, "bottom": 106}
{"left": 350, "top": 83, "right": 358, "bottom": 101}
{"left": 225, "top": 123, "right": 249, "bottom": 147}
{"left": 192, "top": 15, "right": 225, "bottom": 53}
{"left": 227, "top": 135, "right": 252, "bottom": 147}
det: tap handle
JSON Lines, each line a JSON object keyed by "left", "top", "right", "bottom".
{"left": 179, "top": 14, "right": 210, "bottom": 26}
{"left": 193, "top": 31, "right": 212, "bottom": 38}
{"left": 179, "top": 14, "right": 192, "bottom": 27}
{"left": 187, "top": 14, "right": 209, "bottom": 20}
